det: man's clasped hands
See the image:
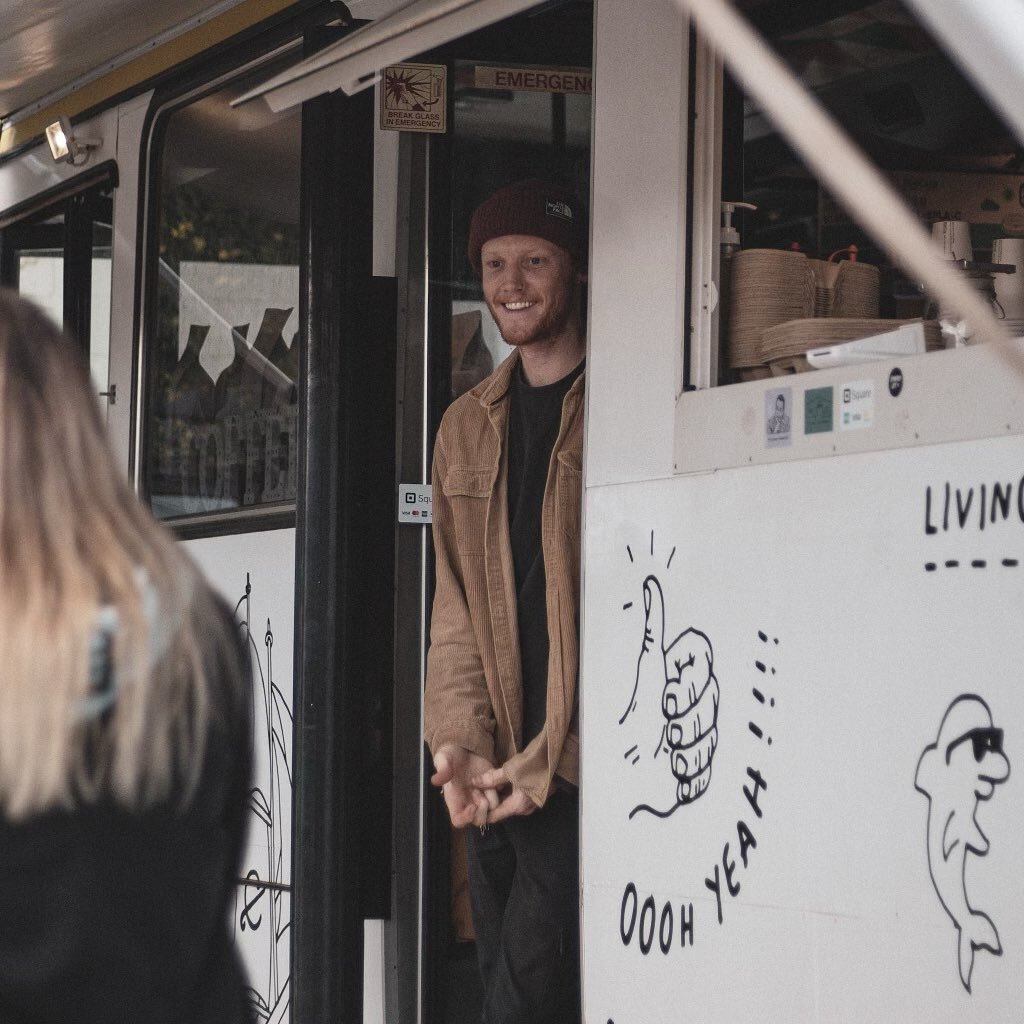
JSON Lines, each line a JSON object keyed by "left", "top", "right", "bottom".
{"left": 431, "top": 744, "right": 537, "bottom": 828}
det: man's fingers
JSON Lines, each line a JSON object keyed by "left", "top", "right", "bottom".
{"left": 487, "top": 788, "right": 536, "bottom": 824}
{"left": 664, "top": 673, "right": 720, "bottom": 747}
{"left": 470, "top": 790, "right": 490, "bottom": 829}
{"left": 430, "top": 748, "right": 456, "bottom": 788}
{"left": 445, "top": 779, "right": 491, "bottom": 829}
{"left": 445, "top": 789, "right": 475, "bottom": 828}
{"left": 430, "top": 747, "right": 503, "bottom": 828}
{"left": 486, "top": 802, "right": 516, "bottom": 824}
{"left": 454, "top": 807, "right": 479, "bottom": 829}
{"left": 472, "top": 766, "right": 507, "bottom": 790}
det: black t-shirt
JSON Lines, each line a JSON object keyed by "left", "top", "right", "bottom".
{"left": 507, "top": 358, "right": 584, "bottom": 746}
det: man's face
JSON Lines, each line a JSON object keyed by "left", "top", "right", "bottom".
{"left": 480, "top": 234, "right": 584, "bottom": 350}
{"left": 776, "top": 396, "right": 785, "bottom": 416}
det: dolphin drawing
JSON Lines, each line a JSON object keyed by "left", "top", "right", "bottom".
{"left": 915, "top": 694, "right": 1010, "bottom": 993}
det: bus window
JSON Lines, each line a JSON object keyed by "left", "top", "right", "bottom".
{"left": 143, "top": 57, "right": 301, "bottom": 522}
{"left": 1, "top": 181, "right": 114, "bottom": 396}
{"left": 89, "top": 200, "right": 113, "bottom": 399}
{"left": 9, "top": 214, "right": 64, "bottom": 335}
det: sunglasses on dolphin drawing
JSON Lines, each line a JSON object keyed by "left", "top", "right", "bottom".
{"left": 945, "top": 726, "right": 1004, "bottom": 765}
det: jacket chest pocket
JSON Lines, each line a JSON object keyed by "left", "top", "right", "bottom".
{"left": 443, "top": 465, "right": 492, "bottom": 556}
{"left": 555, "top": 449, "right": 582, "bottom": 541}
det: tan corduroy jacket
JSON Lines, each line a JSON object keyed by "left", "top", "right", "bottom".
{"left": 424, "top": 350, "right": 584, "bottom": 808}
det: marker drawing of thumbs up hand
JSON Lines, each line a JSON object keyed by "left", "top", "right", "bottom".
{"left": 620, "top": 575, "right": 720, "bottom": 819}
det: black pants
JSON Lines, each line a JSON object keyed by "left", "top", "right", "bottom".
{"left": 465, "top": 790, "right": 581, "bottom": 1024}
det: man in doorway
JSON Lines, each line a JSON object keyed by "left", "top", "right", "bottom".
{"left": 424, "top": 178, "right": 587, "bottom": 1024}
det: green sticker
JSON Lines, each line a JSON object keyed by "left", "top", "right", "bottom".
{"left": 804, "top": 386, "right": 833, "bottom": 434}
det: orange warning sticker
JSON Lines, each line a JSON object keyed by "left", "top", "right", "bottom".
{"left": 380, "top": 63, "right": 447, "bottom": 134}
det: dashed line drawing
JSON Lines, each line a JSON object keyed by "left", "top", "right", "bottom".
{"left": 925, "top": 557, "right": 1021, "bottom": 572}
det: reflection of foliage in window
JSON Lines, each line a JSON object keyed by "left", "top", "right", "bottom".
{"left": 159, "top": 184, "right": 299, "bottom": 269}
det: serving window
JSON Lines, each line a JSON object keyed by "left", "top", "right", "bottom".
{"left": 675, "top": 0, "right": 1024, "bottom": 474}
{"left": 693, "top": 0, "right": 1021, "bottom": 390}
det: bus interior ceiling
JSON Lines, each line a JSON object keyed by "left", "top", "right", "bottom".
{"left": 0, "top": 0, "right": 252, "bottom": 125}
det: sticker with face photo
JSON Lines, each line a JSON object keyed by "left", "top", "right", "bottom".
{"left": 765, "top": 387, "right": 792, "bottom": 448}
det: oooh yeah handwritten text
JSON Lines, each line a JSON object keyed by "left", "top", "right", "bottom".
{"left": 619, "top": 629, "right": 778, "bottom": 954}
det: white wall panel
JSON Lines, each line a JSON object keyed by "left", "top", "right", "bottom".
{"left": 581, "top": 435, "right": 1024, "bottom": 1022}
{"left": 185, "top": 529, "right": 296, "bottom": 1024}
{"left": 585, "top": 0, "right": 688, "bottom": 488}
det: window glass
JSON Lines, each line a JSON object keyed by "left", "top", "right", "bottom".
{"left": 3, "top": 184, "right": 114, "bottom": 396}
{"left": 145, "top": 61, "right": 301, "bottom": 520}
{"left": 14, "top": 217, "right": 64, "bottom": 332}
{"left": 90, "top": 217, "right": 113, "bottom": 394}
{"left": 712, "top": 0, "right": 1019, "bottom": 386}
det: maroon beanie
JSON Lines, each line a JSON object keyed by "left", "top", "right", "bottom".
{"left": 467, "top": 178, "right": 587, "bottom": 274}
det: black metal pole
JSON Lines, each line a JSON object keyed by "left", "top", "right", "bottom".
{"left": 293, "top": 37, "right": 394, "bottom": 1021}
{"left": 64, "top": 192, "right": 93, "bottom": 353}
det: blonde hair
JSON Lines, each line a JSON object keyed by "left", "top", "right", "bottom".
{"left": 0, "top": 289, "right": 240, "bottom": 819}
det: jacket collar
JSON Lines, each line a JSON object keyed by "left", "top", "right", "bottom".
{"left": 475, "top": 348, "right": 521, "bottom": 408}
{"left": 473, "top": 348, "right": 586, "bottom": 409}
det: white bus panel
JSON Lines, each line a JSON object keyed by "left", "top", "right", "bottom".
{"left": 582, "top": 433, "right": 1024, "bottom": 1023}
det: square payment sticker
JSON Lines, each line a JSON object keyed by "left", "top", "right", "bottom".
{"left": 840, "top": 379, "right": 874, "bottom": 431}
{"left": 398, "top": 483, "right": 433, "bottom": 524}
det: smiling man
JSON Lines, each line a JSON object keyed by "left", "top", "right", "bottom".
{"left": 424, "top": 178, "right": 587, "bottom": 1024}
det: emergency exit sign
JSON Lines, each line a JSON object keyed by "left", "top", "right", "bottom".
{"left": 474, "top": 65, "right": 592, "bottom": 95}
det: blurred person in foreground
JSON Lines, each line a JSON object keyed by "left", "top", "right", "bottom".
{"left": 0, "top": 289, "right": 253, "bottom": 1024}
